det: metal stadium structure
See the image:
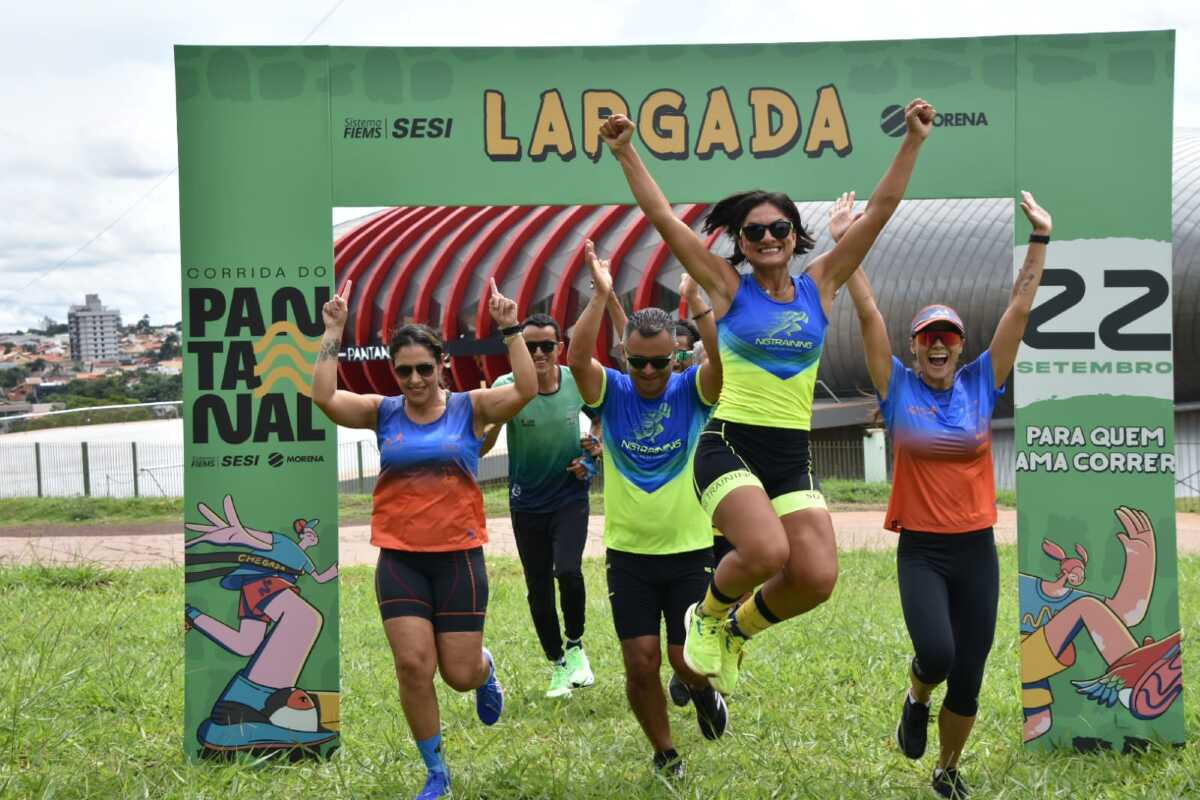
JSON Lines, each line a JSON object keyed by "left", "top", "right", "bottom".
{"left": 332, "top": 130, "right": 1200, "bottom": 421}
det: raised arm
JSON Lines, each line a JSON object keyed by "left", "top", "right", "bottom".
{"left": 846, "top": 270, "right": 895, "bottom": 400}
{"left": 681, "top": 273, "right": 722, "bottom": 404}
{"left": 566, "top": 240, "right": 612, "bottom": 405}
{"left": 808, "top": 99, "right": 934, "bottom": 307}
{"left": 471, "top": 280, "right": 537, "bottom": 429}
{"left": 606, "top": 290, "right": 629, "bottom": 344}
{"left": 311, "top": 279, "right": 385, "bottom": 430}
{"left": 831, "top": 193, "right": 894, "bottom": 398}
{"left": 600, "top": 114, "right": 738, "bottom": 313}
{"left": 989, "top": 191, "right": 1052, "bottom": 389}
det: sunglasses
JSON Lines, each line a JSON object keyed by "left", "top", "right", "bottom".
{"left": 674, "top": 349, "right": 694, "bottom": 362}
{"left": 627, "top": 355, "right": 672, "bottom": 371}
{"left": 395, "top": 362, "right": 436, "bottom": 379}
{"left": 740, "top": 219, "right": 793, "bottom": 242}
{"left": 526, "top": 340, "right": 558, "bottom": 355}
{"left": 914, "top": 330, "right": 963, "bottom": 348}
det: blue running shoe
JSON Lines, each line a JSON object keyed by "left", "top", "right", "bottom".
{"left": 476, "top": 647, "right": 504, "bottom": 725}
{"left": 415, "top": 769, "right": 451, "bottom": 800}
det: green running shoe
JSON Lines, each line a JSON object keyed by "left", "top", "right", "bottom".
{"left": 545, "top": 662, "right": 573, "bottom": 698}
{"left": 564, "top": 646, "right": 594, "bottom": 688}
{"left": 712, "top": 628, "right": 745, "bottom": 695}
{"left": 683, "top": 602, "right": 724, "bottom": 678}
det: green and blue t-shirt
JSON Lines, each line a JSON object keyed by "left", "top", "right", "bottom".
{"left": 587, "top": 365, "right": 715, "bottom": 555}
{"left": 494, "top": 367, "right": 594, "bottom": 514}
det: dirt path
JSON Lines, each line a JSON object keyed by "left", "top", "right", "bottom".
{"left": 3, "top": 510, "right": 1199, "bottom": 569}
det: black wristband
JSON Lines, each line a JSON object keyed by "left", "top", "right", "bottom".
{"left": 691, "top": 307, "right": 713, "bottom": 321}
{"left": 1028, "top": 233, "right": 1050, "bottom": 245}
{"left": 499, "top": 324, "right": 522, "bottom": 337}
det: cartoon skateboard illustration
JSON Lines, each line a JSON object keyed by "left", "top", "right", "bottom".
{"left": 1019, "top": 506, "right": 1183, "bottom": 743}
{"left": 185, "top": 494, "right": 339, "bottom": 757}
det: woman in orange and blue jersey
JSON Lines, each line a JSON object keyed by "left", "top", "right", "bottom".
{"left": 310, "top": 278, "right": 537, "bottom": 800}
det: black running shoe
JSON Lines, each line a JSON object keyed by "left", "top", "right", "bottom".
{"left": 932, "top": 766, "right": 969, "bottom": 799}
{"left": 691, "top": 686, "right": 728, "bottom": 740}
{"left": 667, "top": 673, "right": 691, "bottom": 707}
{"left": 896, "top": 693, "right": 929, "bottom": 759}
{"left": 652, "top": 749, "right": 684, "bottom": 779}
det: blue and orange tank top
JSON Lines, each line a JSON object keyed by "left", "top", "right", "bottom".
{"left": 715, "top": 271, "right": 828, "bottom": 430}
{"left": 879, "top": 351, "right": 1004, "bottom": 534}
{"left": 372, "top": 391, "right": 487, "bottom": 552}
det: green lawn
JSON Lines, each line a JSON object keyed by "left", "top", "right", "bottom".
{"left": 0, "top": 483, "right": 1029, "bottom": 528}
{"left": 0, "top": 550, "right": 1195, "bottom": 799}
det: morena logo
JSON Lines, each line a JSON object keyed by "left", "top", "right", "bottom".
{"left": 879, "top": 105, "right": 989, "bottom": 137}
{"left": 268, "top": 452, "right": 284, "bottom": 468}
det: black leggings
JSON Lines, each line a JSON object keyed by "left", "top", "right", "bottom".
{"left": 897, "top": 528, "right": 999, "bottom": 717}
{"left": 511, "top": 500, "right": 589, "bottom": 662}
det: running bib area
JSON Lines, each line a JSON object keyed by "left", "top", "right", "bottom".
{"left": 175, "top": 31, "right": 1182, "bottom": 760}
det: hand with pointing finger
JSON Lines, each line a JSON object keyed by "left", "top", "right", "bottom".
{"left": 323, "top": 279, "right": 351, "bottom": 332}
{"left": 488, "top": 278, "right": 519, "bottom": 328}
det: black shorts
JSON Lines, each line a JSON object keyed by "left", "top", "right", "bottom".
{"left": 693, "top": 419, "right": 827, "bottom": 518}
{"left": 605, "top": 547, "right": 713, "bottom": 645}
{"left": 375, "top": 547, "right": 488, "bottom": 633}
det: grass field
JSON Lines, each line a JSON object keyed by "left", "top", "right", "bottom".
{"left": 0, "top": 550, "right": 1195, "bottom": 799}
{"left": 0, "top": 481, "right": 1030, "bottom": 528}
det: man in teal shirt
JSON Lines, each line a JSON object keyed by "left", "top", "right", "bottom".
{"left": 485, "top": 313, "right": 599, "bottom": 698}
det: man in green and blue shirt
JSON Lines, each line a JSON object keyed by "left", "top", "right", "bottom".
{"left": 567, "top": 241, "right": 727, "bottom": 777}
{"left": 486, "top": 313, "right": 599, "bottom": 698}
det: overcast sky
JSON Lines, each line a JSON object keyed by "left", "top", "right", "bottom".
{"left": 0, "top": 1, "right": 1195, "bottom": 333}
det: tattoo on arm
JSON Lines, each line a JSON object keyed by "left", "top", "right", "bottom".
{"left": 318, "top": 339, "right": 340, "bottom": 361}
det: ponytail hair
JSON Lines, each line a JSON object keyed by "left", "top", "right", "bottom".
{"left": 702, "top": 190, "right": 815, "bottom": 266}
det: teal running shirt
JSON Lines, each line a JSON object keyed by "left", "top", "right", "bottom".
{"left": 494, "top": 367, "right": 594, "bottom": 513}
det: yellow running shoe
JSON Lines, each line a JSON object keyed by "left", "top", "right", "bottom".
{"left": 683, "top": 602, "right": 724, "bottom": 677}
{"left": 712, "top": 628, "right": 745, "bottom": 695}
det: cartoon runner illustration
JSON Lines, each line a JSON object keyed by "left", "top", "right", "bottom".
{"left": 1019, "top": 505, "right": 1182, "bottom": 742}
{"left": 184, "top": 494, "right": 339, "bottom": 755}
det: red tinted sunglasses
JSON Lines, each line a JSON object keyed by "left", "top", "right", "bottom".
{"left": 915, "top": 329, "right": 962, "bottom": 348}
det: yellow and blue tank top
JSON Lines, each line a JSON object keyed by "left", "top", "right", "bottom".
{"left": 715, "top": 271, "right": 828, "bottom": 430}
{"left": 587, "top": 365, "right": 715, "bottom": 555}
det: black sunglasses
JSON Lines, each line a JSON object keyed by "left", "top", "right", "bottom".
{"left": 627, "top": 355, "right": 672, "bottom": 371}
{"left": 740, "top": 220, "right": 793, "bottom": 242}
{"left": 395, "top": 362, "right": 436, "bottom": 378}
{"left": 526, "top": 340, "right": 558, "bottom": 355}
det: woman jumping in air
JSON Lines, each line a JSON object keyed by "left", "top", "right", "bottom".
{"left": 598, "top": 99, "right": 935, "bottom": 696}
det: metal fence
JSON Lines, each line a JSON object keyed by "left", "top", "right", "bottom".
{"left": 811, "top": 439, "right": 865, "bottom": 482}
{"left": 0, "top": 435, "right": 1197, "bottom": 499}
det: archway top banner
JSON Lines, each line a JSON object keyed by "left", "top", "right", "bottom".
{"left": 175, "top": 30, "right": 1173, "bottom": 216}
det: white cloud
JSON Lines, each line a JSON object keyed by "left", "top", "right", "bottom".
{"left": 1, "top": 0, "right": 1197, "bottom": 331}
